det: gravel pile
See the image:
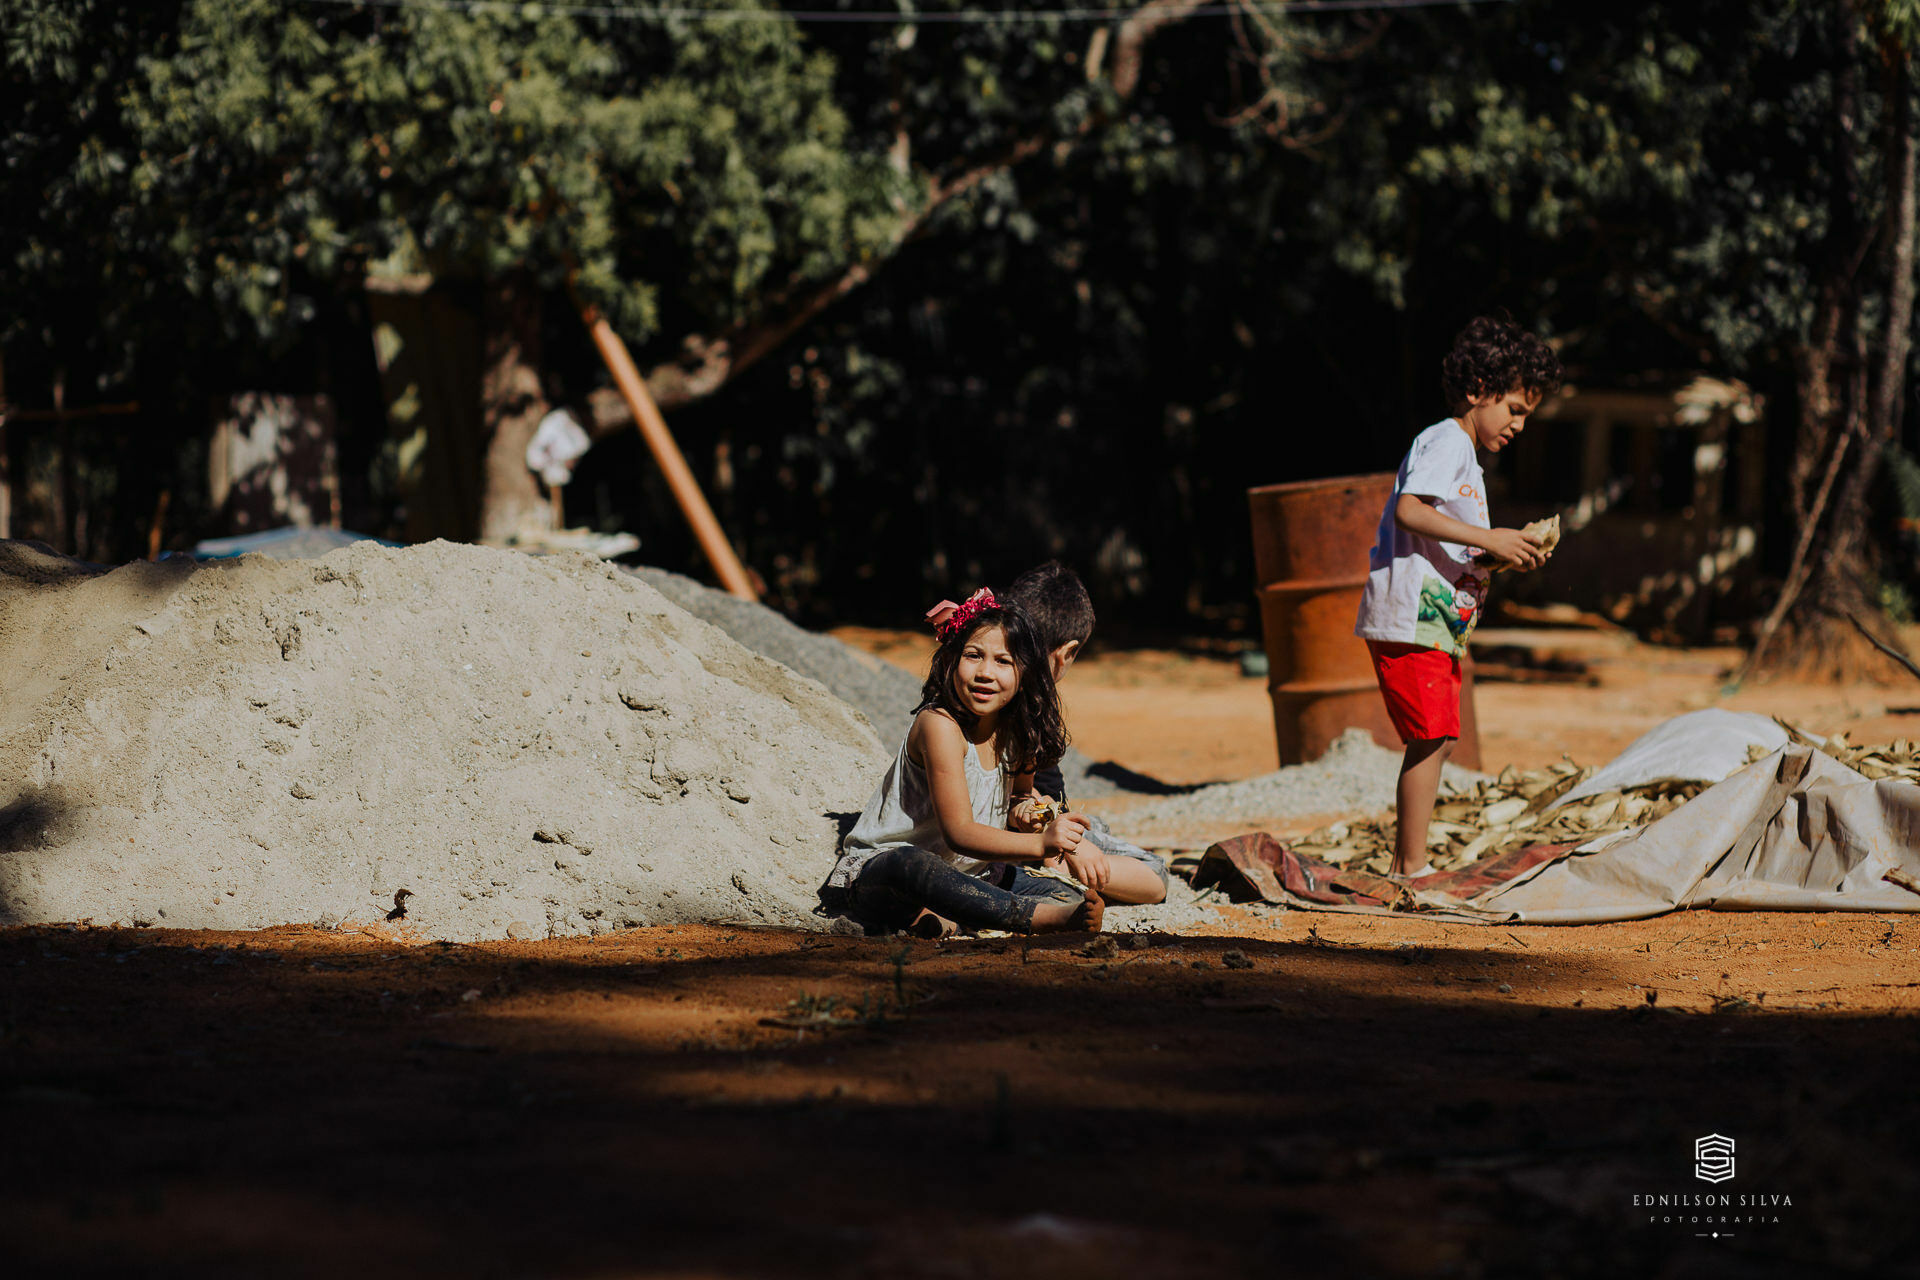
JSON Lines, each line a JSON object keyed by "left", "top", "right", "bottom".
{"left": 1106, "top": 872, "right": 1231, "bottom": 934}
{"left": 626, "top": 567, "right": 1119, "bottom": 797}
{"left": 627, "top": 567, "right": 922, "bottom": 743}
{"left": 1119, "top": 729, "right": 1482, "bottom": 829}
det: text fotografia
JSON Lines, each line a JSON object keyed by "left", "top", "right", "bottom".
{"left": 1636, "top": 1192, "right": 1792, "bottom": 1224}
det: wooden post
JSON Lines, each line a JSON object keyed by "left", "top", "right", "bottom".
{"left": 2, "top": 384, "right": 139, "bottom": 553}
{"left": 148, "top": 489, "right": 171, "bottom": 561}
{"left": 55, "top": 371, "right": 76, "bottom": 555}
{"left": 572, "top": 295, "right": 758, "bottom": 601}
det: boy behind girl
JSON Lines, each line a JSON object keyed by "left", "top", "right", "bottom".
{"left": 1005, "top": 562, "right": 1168, "bottom": 906}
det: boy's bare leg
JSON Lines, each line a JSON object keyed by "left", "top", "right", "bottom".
{"left": 1098, "top": 857, "right": 1167, "bottom": 905}
{"left": 1030, "top": 889, "right": 1104, "bottom": 933}
{"left": 1393, "top": 737, "right": 1454, "bottom": 876}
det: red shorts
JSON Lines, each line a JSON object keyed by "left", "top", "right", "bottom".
{"left": 1366, "top": 641, "right": 1461, "bottom": 743}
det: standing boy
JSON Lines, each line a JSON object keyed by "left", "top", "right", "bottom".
{"left": 1004, "top": 562, "right": 1168, "bottom": 905}
{"left": 1354, "top": 316, "right": 1563, "bottom": 879}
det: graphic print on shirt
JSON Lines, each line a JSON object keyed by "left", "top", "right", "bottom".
{"left": 1353, "top": 418, "right": 1497, "bottom": 653}
{"left": 1413, "top": 568, "right": 1490, "bottom": 654}
{"left": 1458, "top": 479, "right": 1488, "bottom": 527}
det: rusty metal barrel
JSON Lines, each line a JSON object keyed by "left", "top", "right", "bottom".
{"left": 1248, "top": 473, "right": 1482, "bottom": 767}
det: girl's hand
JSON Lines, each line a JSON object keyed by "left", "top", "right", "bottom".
{"left": 1063, "top": 845, "right": 1113, "bottom": 892}
{"left": 1042, "top": 812, "right": 1090, "bottom": 858}
{"left": 1477, "top": 527, "right": 1547, "bottom": 571}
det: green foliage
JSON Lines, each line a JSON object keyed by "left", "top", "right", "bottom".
{"left": 1298, "top": 0, "right": 1915, "bottom": 386}
{"left": 5, "top": 2, "right": 1917, "bottom": 627}
{"left": 5, "top": 0, "right": 907, "bottom": 355}
{"left": 1889, "top": 446, "right": 1920, "bottom": 523}
{"left": 1882, "top": 0, "right": 1920, "bottom": 50}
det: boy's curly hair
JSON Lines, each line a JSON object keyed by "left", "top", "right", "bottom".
{"left": 1441, "top": 316, "right": 1563, "bottom": 411}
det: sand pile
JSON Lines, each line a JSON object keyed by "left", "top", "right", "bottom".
{"left": 0, "top": 540, "right": 884, "bottom": 940}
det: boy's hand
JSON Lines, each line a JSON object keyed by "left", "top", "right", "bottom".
{"left": 1062, "top": 845, "right": 1112, "bottom": 892}
{"left": 1478, "top": 527, "right": 1547, "bottom": 572}
{"left": 1008, "top": 797, "right": 1049, "bottom": 833}
{"left": 1042, "top": 811, "right": 1090, "bottom": 859}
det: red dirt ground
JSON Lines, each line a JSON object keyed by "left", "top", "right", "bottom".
{"left": 7, "top": 633, "right": 1920, "bottom": 1277}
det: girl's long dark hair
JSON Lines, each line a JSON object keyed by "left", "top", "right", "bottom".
{"left": 918, "top": 602, "right": 1070, "bottom": 775}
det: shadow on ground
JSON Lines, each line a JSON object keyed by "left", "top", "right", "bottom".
{"left": 1082, "top": 759, "right": 1198, "bottom": 796}
{"left": 0, "top": 789, "right": 85, "bottom": 928}
{"left": 0, "top": 923, "right": 1913, "bottom": 1279}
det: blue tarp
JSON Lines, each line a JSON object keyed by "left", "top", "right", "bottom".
{"left": 191, "top": 526, "right": 402, "bottom": 561}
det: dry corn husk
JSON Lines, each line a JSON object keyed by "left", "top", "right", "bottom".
{"left": 1749, "top": 725, "right": 1920, "bottom": 785}
{"left": 1474, "top": 514, "right": 1562, "bottom": 571}
{"left": 1296, "top": 732, "right": 1920, "bottom": 880}
{"left": 1291, "top": 755, "right": 1706, "bottom": 877}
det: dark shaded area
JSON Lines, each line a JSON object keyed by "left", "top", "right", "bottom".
{"left": 0, "top": 924, "right": 1913, "bottom": 1278}
{"left": 20, "top": 3, "right": 1910, "bottom": 642}
{"left": 827, "top": 810, "right": 862, "bottom": 844}
{"left": 1079, "top": 760, "right": 1197, "bottom": 797}
{"left": 0, "top": 791, "right": 82, "bottom": 928}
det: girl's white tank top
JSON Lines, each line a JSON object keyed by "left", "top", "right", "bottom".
{"left": 826, "top": 715, "right": 1009, "bottom": 890}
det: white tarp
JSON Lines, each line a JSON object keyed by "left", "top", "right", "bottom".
{"left": 1553, "top": 708, "right": 1788, "bottom": 807}
{"left": 1418, "top": 741, "right": 1920, "bottom": 923}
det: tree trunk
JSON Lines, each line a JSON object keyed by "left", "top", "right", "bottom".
{"left": 1826, "top": 54, "right": 1916, "bottom": 588}
{"left": 1746, "top": 11, "right": 1873, "bottom": 677}
{"left": 1750, "top": 19, "right": 1916, "bottom": 680}
{"left": 479, "top": 273, "right": 552, "bottom": 543}
{"left": 1871, "top": 54, "right": 1916, "bottom": 448}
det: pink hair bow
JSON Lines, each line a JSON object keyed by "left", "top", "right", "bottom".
{"left": 925, "top": 587, "right": 996, "bottom": 640}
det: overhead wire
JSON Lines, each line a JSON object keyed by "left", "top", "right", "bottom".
{"left": 289, "top": 0, "right": 1515, "bottom": 25}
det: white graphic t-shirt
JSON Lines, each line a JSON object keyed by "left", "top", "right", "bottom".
{"left": 1353, "top": 419, "right": 1491, "bottom": 656}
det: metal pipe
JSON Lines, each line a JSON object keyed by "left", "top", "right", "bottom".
{"left": 573, "top": 298, "right": 758, "bottom": 602}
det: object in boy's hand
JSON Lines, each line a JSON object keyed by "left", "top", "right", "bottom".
{"left": 1029, "top": 797, "right": 1060, "bottom": 828}
{"left": 1475, "top": 515, "right": 1561, "bottom": 571}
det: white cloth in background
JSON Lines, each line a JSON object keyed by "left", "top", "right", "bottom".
{"left": 525, "top": 408, "right": 592, "bottom": 487}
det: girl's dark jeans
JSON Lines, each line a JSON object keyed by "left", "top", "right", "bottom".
{"left": 847, "top": 847, "right": 1082, "bottom": 934}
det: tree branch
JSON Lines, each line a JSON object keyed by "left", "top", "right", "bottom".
{"left": 1109, "top": 0, "right": 1209, "bottom": 100}
{"left": 1734, "top": 408, "right": 1862, "bottom": 686}
{"left": 1848, "top": 611, "right": 1920, "bottom": 683}
{"left": 588, "top": 0, "right": 1214, "bottom": 429}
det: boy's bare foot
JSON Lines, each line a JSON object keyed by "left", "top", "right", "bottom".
{"left": 1387, "top": 864, "right": 1439, "bottom": 883}
{"left": 907, "top": 909, "right": 959, "bottom": 939}
{"left": 1030, "top": 890, "right": 1104, "bottom": 934}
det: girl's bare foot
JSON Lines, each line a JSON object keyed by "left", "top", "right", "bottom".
{"left": 1030, "top": 889, "right": 1104, "bottom": 934}
{"left": 1074, "top": 889, "right": 1104, "bottom": 933}
{"left": 907, "top": 909, "right": 959, "bottom": 939}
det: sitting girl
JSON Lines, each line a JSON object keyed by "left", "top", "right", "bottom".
{"left": 824, "top": 589, "right": 1105, "bottom": 936}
